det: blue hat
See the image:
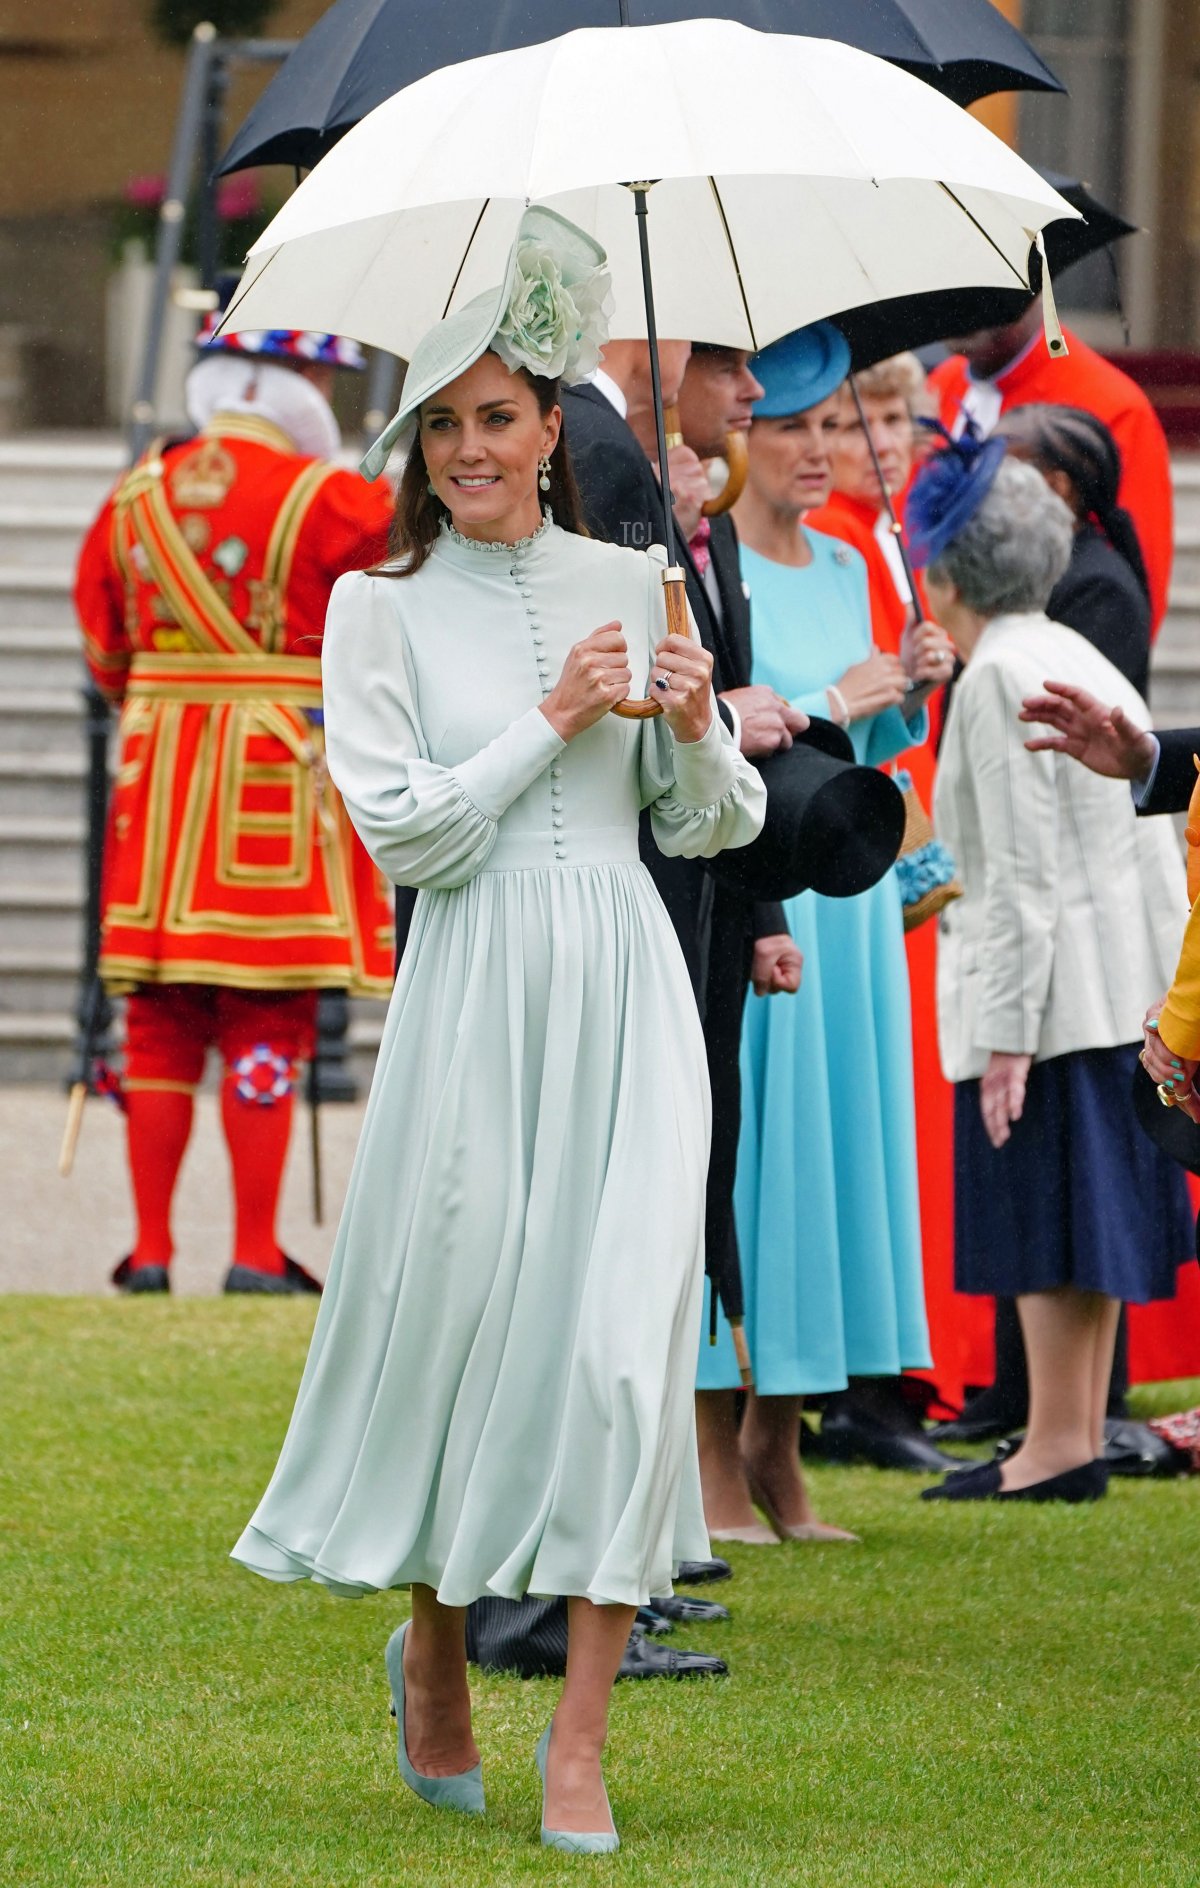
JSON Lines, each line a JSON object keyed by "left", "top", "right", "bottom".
{"left": 906, "top": 419, "right": 1008, "bottom": 569}
{"left": 750, "top": 321, "right": 851, "bottom": 419}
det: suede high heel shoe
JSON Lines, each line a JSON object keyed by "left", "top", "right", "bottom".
{"left": 536, "top": 1722, "right": 620, "bottom": 1855}
{"left": 745, "top": 1475, "right": 861, "bottom": 1544}
{"left": 383, "top": 1622, "right": 485, "bottom": 1816}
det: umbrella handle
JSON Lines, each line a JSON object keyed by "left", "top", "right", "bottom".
{"left": 611, "top": 566, "right": 689, "bottom": 719}
{"left": 663, "top": 403, "right": 748, "bottom": 519}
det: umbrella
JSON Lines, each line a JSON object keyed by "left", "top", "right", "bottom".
{"left": 218, "top": 0, "right": 1062, "bottom": 177}
{"left": 221, "top": 23, "right": 1074, "bottom": 371}
{"left": 836, "top": 169, "right": 1140, "bottom": 371}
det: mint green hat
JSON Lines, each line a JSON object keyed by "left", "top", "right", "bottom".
{"left": 360, "top": 206, "right": 612, "bottom": 480}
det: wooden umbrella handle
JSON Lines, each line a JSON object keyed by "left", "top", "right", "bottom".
{"left": 701, "top": 428, "right": 748, "bottom": 517}
{"left": 611, "top": 565, "right": 690, "bottom": 720}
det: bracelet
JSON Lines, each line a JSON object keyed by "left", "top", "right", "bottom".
{"left": 827, "top": 685, "right": 850, "bottom": 728}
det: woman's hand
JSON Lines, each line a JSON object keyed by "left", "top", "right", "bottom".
{"left": 541, "top": 623, "right": 633, "bottom": 741}
{"left": 751, "top": 934, "right": 803, "bottom": 996}
{"left": 1140, "top": 1007, "right": 1200, "bottom": 1121}
{"left": 835, "top": 648, "right": 907, "bottom": 723}
{"left": 1019, "top": 680, "right": 1157, "bottom": 783}
{"left": 901, "top": 618, "right": 955, "bottom": 687}
{"left": 980, "top": 1051, "right": 1032, "bottom": 1150}
{"left": 652, "top": 632, "right": 715, "bottom": 744}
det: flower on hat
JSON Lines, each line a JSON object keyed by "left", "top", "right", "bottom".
{"left": 492, "top": 239, "right": 613, "bottom": 386}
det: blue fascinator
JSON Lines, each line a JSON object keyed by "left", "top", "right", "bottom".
{"left": 906, "top": 418, "right": 1008, "bottom": 569}
{"left": 751, "top": 320, "right": 851, "bottom": 419}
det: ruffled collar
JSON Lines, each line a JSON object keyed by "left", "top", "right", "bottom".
{"left": 438, "top": 508, "right": 555, "bottom": 562}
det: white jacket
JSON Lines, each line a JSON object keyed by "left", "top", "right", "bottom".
{"left": 934, "top": 612, "right": 1186, "bottom": 1083}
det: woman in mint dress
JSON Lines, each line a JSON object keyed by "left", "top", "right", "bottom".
{"left": 697, "top": 323, "right": 952, "bottom": 1542}
{"left": 230, "top": 214, "right": 764, "bottom": 1853}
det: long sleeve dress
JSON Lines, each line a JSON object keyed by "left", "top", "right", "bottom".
{"left": 230, "top": 516, "right": 765, "bottom": 1608}
{"left": 698, "top": 529, "right": 931, "bottom": 1394}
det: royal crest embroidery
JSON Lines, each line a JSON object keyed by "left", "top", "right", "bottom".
{"left": 247, "top": 578, "right": 285, "bottom": 646}
{"left": 180, "top": 514, "right": 212, "bottom": 555}
{"left": 213, "top": 535, "right": 249, "bottom": 579}
{"left": 169, "top": 439, "right": 237, "bottom": 509}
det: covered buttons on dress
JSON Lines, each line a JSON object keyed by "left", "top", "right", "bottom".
{"left": 512, "top": 554, "right": 567, "bottom": 861}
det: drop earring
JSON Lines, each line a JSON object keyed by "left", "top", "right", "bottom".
{"left": 426, "top": 478, "right": 436, "bottom": 496}
{"left": 538, "top": 454, "right": 552, "bottom": 493}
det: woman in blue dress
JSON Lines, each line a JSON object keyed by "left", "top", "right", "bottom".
{"left": 696, "top": 323, "right": 954, "bottom": 1542}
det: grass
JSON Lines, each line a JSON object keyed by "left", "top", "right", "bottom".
{"left": 2, "top": 1299, "right": 1198, "bottom": 1888}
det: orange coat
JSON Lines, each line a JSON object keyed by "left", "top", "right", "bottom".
{"left": 929, "top": 330, "right": 1174, "bottom": 632}
{"left": 75, "top": 414, "right": 396, "bottom": 996}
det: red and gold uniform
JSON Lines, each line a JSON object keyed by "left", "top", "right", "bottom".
{"left": 75, "top": 384, "right": 394, "bottom": 1293}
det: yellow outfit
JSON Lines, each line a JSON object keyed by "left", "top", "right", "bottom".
{"left": 1157, "top": 762, "right": 1200, "bottom": 1059}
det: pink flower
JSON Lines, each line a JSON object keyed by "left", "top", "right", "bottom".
{"left": 124, "top": 174, "right": 166, "bottom": 209}
{"left": 217, "top": 175, "right": 261, "bottom": 222}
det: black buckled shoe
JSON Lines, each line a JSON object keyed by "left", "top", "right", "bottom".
{"left": 819, "top": 1405, "right": 968, "bottom": 1473}
{"left": 617, "top": 1626, "right": 727, "bottom": 1680}
{"left": 111, "top": 1256, "right": 170, "bottom": 1294}
{"left": 223, "top": 1256, "right": 323, "bottom": 1295}
{"left": 648, "top": 1593, "right": 731, "bottom": 1626}
{"left": 675, "top": 1558, "right": 732, "bottom": 1586}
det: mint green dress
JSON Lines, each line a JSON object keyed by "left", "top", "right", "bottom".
{"left": 230, "top": 519, "right": 765, "bottom": 1608}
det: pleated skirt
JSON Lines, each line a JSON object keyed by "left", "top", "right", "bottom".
{"left": 231, "top": 861, "right": 711, "bottom": 1607}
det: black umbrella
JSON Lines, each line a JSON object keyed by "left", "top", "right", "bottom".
{"left": 219, "top": 0, "right": 1062, "bottom": 176}
{"left": 836, "top": 170, "right": 1139, "bottom": 372}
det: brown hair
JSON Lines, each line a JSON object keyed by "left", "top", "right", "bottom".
{"left": 371, "top": 358, "right": 588, "bottom": 577}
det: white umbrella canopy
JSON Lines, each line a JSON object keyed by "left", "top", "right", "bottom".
{"left": 222, "top": 19, "right": 1077, "bottom": 358}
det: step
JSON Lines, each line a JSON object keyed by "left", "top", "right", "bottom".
{"left": 0, "top": 751, "right": 91, "bottom": 820}
{"left": 0, "top": 628, "right": 88, "bottom": 689}
{"left": 0, "top": 435, "right": 124, "bottom": 509}
{"left": 0, "top": 690, "right": 85, "bottom": 751}
{"left": 0, "top": 948, "right": 81, "bottom": 1016}
{"left": 0, "top": 1011, "right": 74, "bottom": 1083}
{"left": 0, "top": 815, "right": 87, "bottom": 889}
{"left": 0, "top": 566, "right": 75, "bottom": 628}
{"left": 0, "top": 504, "right": 93, "bottom": 567}
{"left": 1, "top": 880, "right": 85, "bottom": 954}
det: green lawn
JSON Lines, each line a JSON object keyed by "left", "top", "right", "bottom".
{"left": 2, "top": 1299, "right": 1197, "bottom": 1888}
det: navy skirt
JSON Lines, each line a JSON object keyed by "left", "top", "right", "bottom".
{"left": 954, "top": 1044, "right": 1194, "bottom": 1302}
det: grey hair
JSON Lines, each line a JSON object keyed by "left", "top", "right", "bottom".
{"left": 928, "top": 455, "right": 1073, "bottom": 617}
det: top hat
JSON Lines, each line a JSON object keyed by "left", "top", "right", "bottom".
{"left": 1131, "top": 1061, "right": 1200, "bottom": 1179}
{"left": 706, "top": 718, "right": 906, "bottom": 903}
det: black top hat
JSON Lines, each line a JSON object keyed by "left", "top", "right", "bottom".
{"left": 707, "top": 717, "right": 906, "bottom": 903}
{"left": 1131, "top": 1062, "right": 1200, "bottom": 1179}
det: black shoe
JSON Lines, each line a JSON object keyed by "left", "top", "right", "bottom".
{"left": 921, "top": 1460, "right": 1003, "bottom": 1501}
{"left": 929, "top": 1389, "right": 1027, "bottom": 1445}
{"left": 111, "top": 1256, "right": 170, "bottom": 1294}
{"left": 648, "top": 1594, "right": 731, "bottom": 1626}
{"left": 819, "top": 1406, "right": 968, "bottom": 1473}
{"left": 617, "top": 1626, "right": 727, "bottom": 1680}
{"left": 923, "top": 1458, "right": 1109, "bottom": 1503}
{"left": 223, "top": 1256, "right": 323, "bottom": 1295}
{"left": 636, "top": 1607, "right": 674, "bottom": 1636}
{"left": 675, "top": 1558, "right": 732, "bottom": 1586}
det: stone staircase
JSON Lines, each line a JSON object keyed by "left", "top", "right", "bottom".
{"left": 0, "top": 435, "right": 385, "bottom": 1083}
{"left": 1, "top": 433, "right": 1199, "bottom": 1083}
